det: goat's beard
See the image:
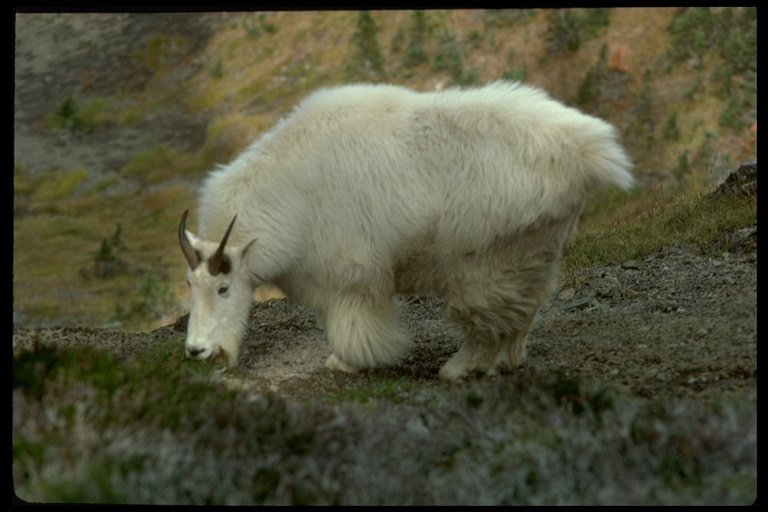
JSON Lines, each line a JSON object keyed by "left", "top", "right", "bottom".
{"left": 216, "top": 342, "right": 241, "bottom": 368}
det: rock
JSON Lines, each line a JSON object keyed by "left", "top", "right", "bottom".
{"left": 557, "top": 287, "right": 576, "bottom": 301}
{"left": 621, "top": 259, "right": 642, "bottom": 270}
{"left": 596, "top": 284, "right": 617, "bottom": 298}
{"left": 594, "top": 275, "right": 619, "bottom": 298}
{"left": 559, "top": 297, "right": 598, "bottom": 312}
{"left": 709, "top": 160, "right": 757, "bottom": 199}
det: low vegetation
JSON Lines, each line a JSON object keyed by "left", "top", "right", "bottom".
{"left": 564, "top": 176, "right": 756, "bottom": 272}
{"left": 13, "top": 339, "right": 756, "bottom": 504}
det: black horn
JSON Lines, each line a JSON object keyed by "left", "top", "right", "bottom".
{"left": 179, "top": 209, "right": 201, "bottom": 269}
{"left": 208, "top": 215, "right": 237, "bottom": 276}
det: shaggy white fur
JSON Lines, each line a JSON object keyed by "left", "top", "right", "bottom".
{"left": 180, "top": 81, "right": 633, "bottom": 379}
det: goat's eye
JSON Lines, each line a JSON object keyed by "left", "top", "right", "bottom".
{"left": 218, "top": 286, "right": 229, "bottom": 296}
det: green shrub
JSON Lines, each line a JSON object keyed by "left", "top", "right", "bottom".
{"left": 209, "top": 59, "right": 224, "bottom": 78}
{"left": 547, "top": 10, "right": 581, "bottom": 52}
{"left": 114, "top": 274, "right": 177, "bottom": 325}
{"left": 547, "top": 8, "right": 609, "bottom": 53}
{"left": 49, "top": 98, "right": 94, "bottom": 134}
{"left": 682, "top": 77, "right": 703, "bottom": 102}
{"left": 575, "top": 44, "right": 608, "bottom": 109}
{"left": 632, "top": 77, "right": 656, "bottom": 141}
{"left": 580, "top": 8, "right": 610, "bottom": 37}
{"left": 132, "top": 34, "right": 191, "bottom": 72}
{"left": 432, "top": 28, "right": 477, "bottom": 85}
{"left": 433, "top": 29, "right": 462, "bottom": 76}
{"left": 674, "top": 150, "right": 690, "bottom": 181}
{"left": 717, "top": 8, "right": 756, "bottom": 81}
{"left": 483, "top": 9, "right": 534, "bottom": 27}
{"left": 390, "top": 26, "right": 405, "bottom": 53}
{"left": 400, "top": 10, "right": 430, "bottom": 69}
{"left": 345, "top": 11, "right": 386, "bottom": 81}
{"left": 668, "top": 6, "right": 755, "bottom": 90}
{"left": 467, "top": 29, "right": 483, "bottom": 49}
{"left": 719, "top": 96, "right": 745, "bottom": 130}
{"left": 502, "top": 48, "right": 528, "bottom": 81}
{"left": 31, "top": 167, "right": 88, "bottom": 203}
{"left": 501, "top": 64, "right": 527, "bottom": 82}
{"left": 667, "top": 7, "right": 714, "bottom": 64}
{"left": 92, "top": 224, "right": 126, "bottom": 279}
{"left": 242, "top": 13, "right": 278, "bottom": 38}
{"left": 662, "top": 112, "right": 680, "bottom": 141}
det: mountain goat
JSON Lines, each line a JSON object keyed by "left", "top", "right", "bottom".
{"left": 179, "top": 81, "right": 633, "bottom": 380}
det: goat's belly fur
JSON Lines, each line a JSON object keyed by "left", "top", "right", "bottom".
{"left": 318, "top": 214, "right": 580, "bottom": 379}
{"left": 191, "top": 81, "right": 633, "bottom": 379}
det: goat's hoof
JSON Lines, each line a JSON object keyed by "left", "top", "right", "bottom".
{"left": 438, "top": 362, "right": 469, "bottom": 381}
{"left": 325, "top": 353, "right": 360, "bottom": 373}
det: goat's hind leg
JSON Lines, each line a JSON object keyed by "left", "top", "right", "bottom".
{"left": 487, "top": 315, "right": 534, "bottom": 376}
{"left": 440, "top": 272, "right": 543, "bottom": 380}
{"left": 439, "top": 309, "right": 535, "bottom": 381}
{"left": 438, "top": 329, "right": 501, "bottom": 381}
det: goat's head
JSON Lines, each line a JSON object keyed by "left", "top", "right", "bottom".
{"left": 179, "top": 210, "right": 256, "bottom": 367}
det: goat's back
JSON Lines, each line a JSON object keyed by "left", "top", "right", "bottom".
{"left": 197, "top": 81, "right": 633, "bottom": 281}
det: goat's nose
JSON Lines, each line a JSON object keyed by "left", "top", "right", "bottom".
{"left": 186, "top": 347, "right": 206, "bottom": 358}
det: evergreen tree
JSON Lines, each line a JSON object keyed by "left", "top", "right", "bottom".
{"left": 346, "top": 11, "right": 386, "bottom": 81}
{"left": 401, "top": 10, "right": 429, "bottom": 68}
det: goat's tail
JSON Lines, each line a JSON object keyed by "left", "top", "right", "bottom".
{"left": 579, "top": 120, "right": 635, "bottom": 193}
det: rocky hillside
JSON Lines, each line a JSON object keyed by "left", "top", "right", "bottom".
{"left": 13, "top": 9, "right": 756, "bottom": 330}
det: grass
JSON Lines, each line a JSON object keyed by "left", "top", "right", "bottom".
{"left": 197, "top": 112, "right": 273, "bottom": 165}
{"left": 45, "top": 95, "right": 148, "bottom": 134}
{"left": 120, "top": 144, "right": 208, "bottom": 185}
{"left": 132, "top": 34, "right": 192, "bottom": 73}
{"left": 12, "top": 343, "right": 755, "bottom": 504}
{"left": 325, "top": 377, "right": 414, "bottom": 406}
{"left": 563, "top": 180, "right": 755, "bottom": 272}
{"left": 13, "top": 180, "right": 194, "bottom": 329}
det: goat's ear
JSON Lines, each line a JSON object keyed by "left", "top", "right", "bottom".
{"left": 184, "top": 229, "right": 200, "bottom": 245}
{"left": 241, "top": 238, "right": 257, "bottom": 259}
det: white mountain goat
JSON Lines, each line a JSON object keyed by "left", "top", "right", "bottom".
{"left": 179, "top": 81, "right": 633, "bottom": 380}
